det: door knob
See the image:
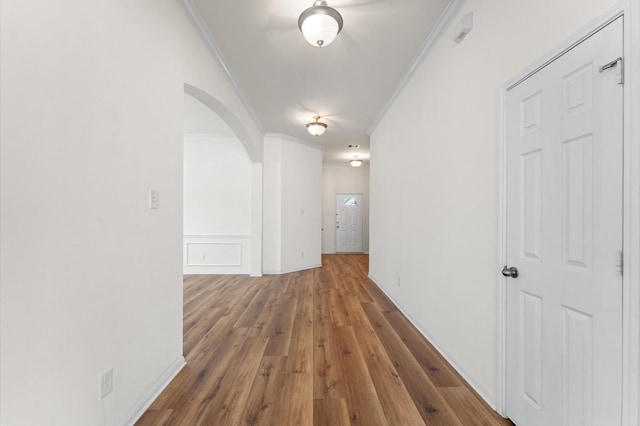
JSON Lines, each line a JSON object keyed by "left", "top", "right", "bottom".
{"left": 502, "top": 265, "right": 519, "bottom": 278}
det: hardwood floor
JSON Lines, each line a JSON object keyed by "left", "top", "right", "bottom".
{"left": 137, "top": 254, "right": 513, "bottom": 425}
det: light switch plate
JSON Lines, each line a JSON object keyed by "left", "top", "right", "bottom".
{"left": 149, "top": 190, "right": 159, "bottom": 209}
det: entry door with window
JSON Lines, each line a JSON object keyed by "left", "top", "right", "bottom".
{"left": 504, "top": 17, "right": 623, "bottom": 426}
{"left": 336, "top": 194, "right": 363, "bottom": 253}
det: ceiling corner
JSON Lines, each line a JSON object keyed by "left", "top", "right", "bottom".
{"left": 367, "top": 0, "right": 468, "bottom": 135}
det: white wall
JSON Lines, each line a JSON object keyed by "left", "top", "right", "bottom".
{"left": 369, "top": 0, "right": 620, "bottom": 406}
{"left": 263, "top": 134, "right": 322, "bottom": 274}
{"left": 0, "top": 1, "right": 262, "bottom": 425}
{"left": 184, "top": 136, "right": 251, "bottom": 236}
{"left": 183, "top": 136, "right": 252, "bottom": 274}
{"left": 322, "top": 164, "right": 370, "bottom": 254}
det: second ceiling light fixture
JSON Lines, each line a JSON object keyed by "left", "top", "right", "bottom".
{"left": 306, "top": 116, "right": 328, "bottom": 136}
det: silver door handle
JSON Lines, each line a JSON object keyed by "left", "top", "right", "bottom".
{"left": 502, "top": 265, "right": 519, "bottom": 278}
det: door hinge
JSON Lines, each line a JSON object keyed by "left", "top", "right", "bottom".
{"left": 599, "top": 57, "right": 624, "bottom": 84}
{"left": 616, "top": 251, "right": 623, "bottom": 276}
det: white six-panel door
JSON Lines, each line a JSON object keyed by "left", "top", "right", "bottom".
{"left": 336, "top": 193, "right": 363, "bottom": 253}
{"left": 505, "top": 17, "right": 623, "bottom": 426}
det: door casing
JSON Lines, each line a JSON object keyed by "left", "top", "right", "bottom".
{"left": 497, "top": 4, "right": 640, "bottom": 424}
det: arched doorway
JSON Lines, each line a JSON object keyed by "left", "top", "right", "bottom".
{"left": 183, "top": 85, "right": 263, "bottom": 276}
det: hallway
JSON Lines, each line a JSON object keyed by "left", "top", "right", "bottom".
{"left": 137, "top": 255, "right": 512, "bottom": 425}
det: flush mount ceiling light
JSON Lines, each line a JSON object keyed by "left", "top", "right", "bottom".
{"left": 349, "top": 155, "right": 362, "bottom": 168}
{"left": 306, "top": 116, "right": 328, "bottom": 136}
{"left": 298, "top": 0, "right": 343, "bottom": 48}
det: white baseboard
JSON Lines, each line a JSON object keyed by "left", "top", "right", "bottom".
{"left": 323, "top": 251, "right": 370, "bottom": 255}
{"left": 281, "top": 264, "right": 322, "bottom": 274}
{"left": 124, "top": 356, "right": 186, "bottom": 426}
{"left": 367, "top": 273, "right": 498, "bottom": 411}
{"left": 263, "top": 263, "right": 322, "bottom": 275}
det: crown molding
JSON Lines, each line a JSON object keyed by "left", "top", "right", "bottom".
{"left": 176, "top": 0, "right": 264, "bottom": 134}
{"left": 367, "top": 0, "right": 467, "bottom": 135}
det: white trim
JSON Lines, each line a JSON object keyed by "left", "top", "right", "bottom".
{"left": 250, "top": 163, "right": 263, "bottom": 277}
{"left": 176, "top": 0, "right": 264, "bottom": 134}
{"left": 124, "top": 356, "right": 186, "bottom": 426}
{"left": 368, "top": 273, "right": 498, "bottom": 410}
{"left": 183, "top": 234, "right": 250, "bottom": 239}
{"left": 496, "top": 85, "right": 508, "bottom": 416}
{"left": 186, "top": 242, "right": 242, "bottom": 266}
{"left": 367, "top": 0, "right": 467, "bottom": 135}
{"left": 623, "top": 0, "right": 640, "bottom": 423}
{"left": 183, "top": 235, "right": 251, "bottom": 275}
{"left": 502, "top": 9, "right": 623, "bottom": 89}
{"left": 497, "top": 4, "right": 639, "bottom": 423}
{"left": 263, "top": 264, "right": 322, "bottom": 275}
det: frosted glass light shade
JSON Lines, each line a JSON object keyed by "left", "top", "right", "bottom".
{"left": 298, "top": 1, "right": 343, "bottom": 48}
{"left": 301, "top": 14, "right": 339, "bottom": 47}
{"left": 349, "top": 159, "right": 362, "bottom": 167}
{"left": 307, "top": 121, "right": 327, "bottom": 136}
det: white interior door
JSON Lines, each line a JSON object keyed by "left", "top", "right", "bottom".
{"left": 505, "top": 17, "right": 623, "bottom": 426}
{"left": 336, "top": 193, "right": 363, "bottom": 253}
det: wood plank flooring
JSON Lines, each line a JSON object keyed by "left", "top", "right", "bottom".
{"left": 137, "top": 254, "right": 513, "bottom": 425}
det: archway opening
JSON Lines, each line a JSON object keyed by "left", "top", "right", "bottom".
{"left": 182, "top": 87, "right": 262, "bottom": 276}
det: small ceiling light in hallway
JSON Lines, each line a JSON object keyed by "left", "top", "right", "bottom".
{"left": 298, "top": 0, "right": 343, "bottom": 48}
{"left": 350, "top": 155, "right": 362, "bottom": 168}
{"left": 306, "top": 116, "right": 328, "bottom": 136}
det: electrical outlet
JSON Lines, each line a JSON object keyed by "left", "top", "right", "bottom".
{"left": 99, "top": 368, "right": 113, "bottom": 400}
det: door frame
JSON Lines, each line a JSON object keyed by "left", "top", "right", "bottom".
{"left": 497, "top": 4, "right": 640, "bottom": 423}
{"left": 335, "top": 192, "right": 364, "bottom": 253}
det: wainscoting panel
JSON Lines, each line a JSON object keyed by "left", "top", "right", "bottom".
{"left": 183, "top": 235, "right": 250, "bottom": 274}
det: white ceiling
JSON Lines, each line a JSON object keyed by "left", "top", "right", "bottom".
{"left": 182, "top": 0, "right": 453, "bottom": 163}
